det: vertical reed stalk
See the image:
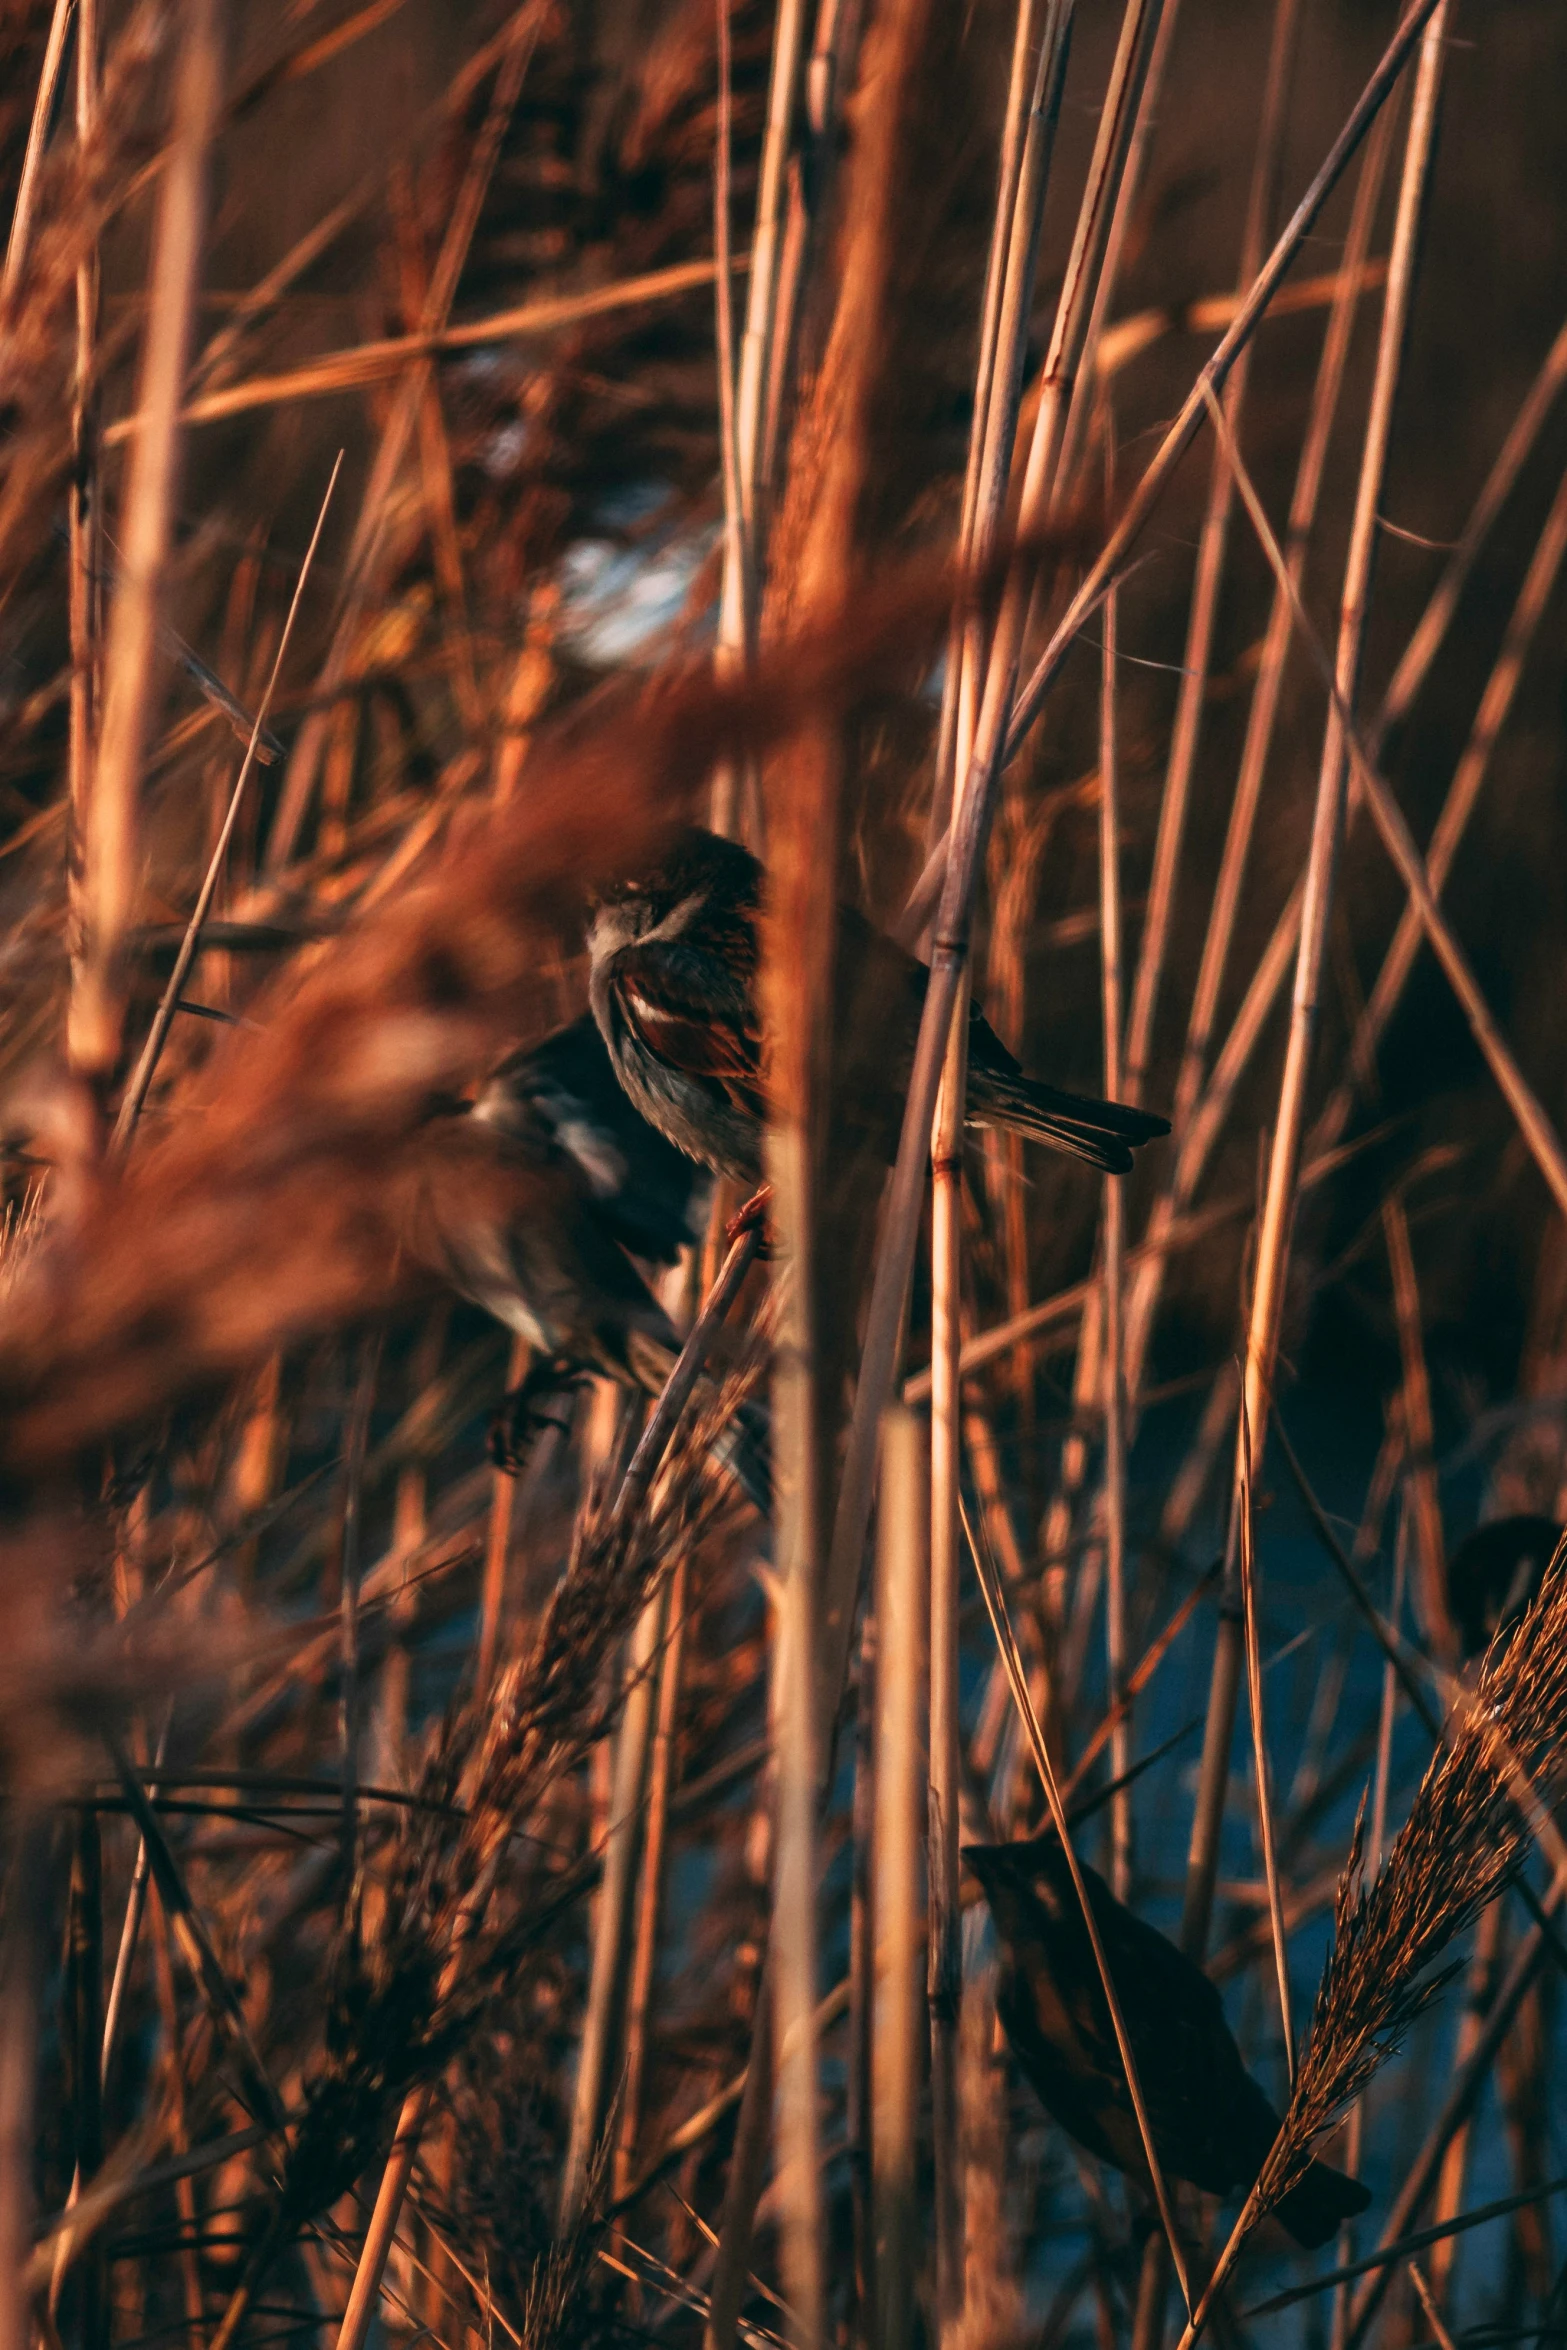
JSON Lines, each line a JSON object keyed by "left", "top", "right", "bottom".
{"left": 76, "top": 0, "right": 224, "bottom": 1094}
{"left": 1149, "top": 96, "right": 1394, "bottom": 1193}
{"left": 716, "top": 0, "right": 809, "bottom": 685}
{"left": 872, "top": 1408, "right": 925, "bottom": 2350}
{"left": 1382, "top": 1195, "right": 1449, "bottom": 1657}
{"left": 477, "top": 1334, "right": 530, "bottom": 1701}
{"left": 338, "top": 1331, "right": 380, "bottom": 1878}
{"left": 1313, "top": 458, "right": 1567, "bottom": 1164}
{"left": 560, "top": 1583, "right": 664, "bottom": 2226}
{"left": 1204, "top": 374, "right": 1567, "bottom": 1220}
{"left": 615, "top": 1553, "right": 689, "bottom": 2198}
{"left": 1224, "top": 0, "right": 1449, "bottom": 1812}
{"left": 0, "top": 1815, "right": 48, "bottom": 2350}
{"left": 928, "top": 997, "right": 968, "bottom": 2327}
{"left": 848, "top": 1599, "right": 877, "bottom": 2334}
{"left": 1237, "top": 1396, "right": 1293, "bottom": 2082}
{"left": 266, "top": 4, "right": 540, "bottom": 869}
{"left": 1119, "top": 0, "right": 1302, "bottom": 1103}
{"left": 114, "top": 451, "right": 342, "bottom": 1147}
{"left": 829, "top": 0, "right": 1444, "bottom": 1708}
{"left": 1098, "top": 548, "right": 1131, "bottom": 1897}
{"left": 67, "top": 0, "right": 102, "bottom": 1085}
{"left": 1426, "top": 1901, "right": 1504, "bottom": 2302}
{"left": 0, "top": 0, "right": 75, "bottom": 299}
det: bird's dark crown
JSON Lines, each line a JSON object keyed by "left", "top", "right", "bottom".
{"left": 591, "top": 824, "right": 761, "bottom": 926}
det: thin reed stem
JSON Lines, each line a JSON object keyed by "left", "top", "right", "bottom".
{"left": 1202, "top": 373, "right": 1567, "bottom": 1224}
{"left": 0, "top": 0, "right": 75, "bottom": 301}
{"left": 77, "top": 0, "right": 225, "bottom": 1091}
{"left": 872, "top": 1409, "right": 925, "bottom": 2350}
{"left": 928, "top": 992, "right": 968, "bottom": 2325}
{"left": 962, "top": 1493, "right": 1194, "bottom": 2315}
{"left": 114, "top": 452, "right": 342, "bottom": 1146}
{"left": 1099, "top": 539, "right": 1131, "bottom": 1897}
{"left": 1120, "top": 0, "right": 1302, "bottom": 1105}
{"left": 1238, "top": 1394, "right": 1294, "bottom": 2083}
{"left": 560, "top": 1582, "right": 664, "bottom": 2226}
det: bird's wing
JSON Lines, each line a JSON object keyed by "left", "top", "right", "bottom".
{"left": 610, "top": 948, "right": 767, "bottom": 1124}
{"left": 481, "top": 1014, "right": 711, "bottom": 1263}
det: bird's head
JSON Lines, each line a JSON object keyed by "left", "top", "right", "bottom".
{"left": 964, "top": 1833, "right": 1073, "bottom": 1931}
{"left": 587, "top": 826, "right": 762, "bottom": 964}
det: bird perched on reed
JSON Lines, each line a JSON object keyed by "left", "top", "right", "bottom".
{"left": 965, "top": 1834, "right": 1370, "bottom": 2249}
{"left": 1446, "top": 1514, "right": 1564, "bottom": 1658}
{"left": 410, "top": 1013, "right": 768, "bottom": 1506}
{"left": 587, "top": 827, "right": 1169, "bottom": 1200}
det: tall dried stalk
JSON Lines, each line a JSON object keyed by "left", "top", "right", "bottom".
{"left": 66, "top": 0, "right": 102, "bottom": 1082}
{"left": 1204, "top": 372, "right": 1567, "bottom": 1223}
{"left": 265, "top": 2, "right": 543, "bottom": 870}
{"left": 72, "top": 0, "right": 224, "bottom": 1094}
{"left": 928, "top": 984, "right": 968, "bottom": 2322}
{"left": 1311, "top": 455, "right": 1567, "bottom": 1167}
{"left": 1382, "top": 1194, "right": 1449, "bottom": 1657}
{"left": 0, "top": 0, "right": 75, "bottom": 301}
{"left": 828, "top": 0, "right": 1446, "bottom": 1712}
{"left": 1159, "top": 21, "right": 1454, "bottom": 2145}
{"left": 113, "top": 452, "right": 342, "bottom": 1147}
{"left": 560, "top": 1579, "right": 664, "bottom": 2225}
{"left": 1119, "top": 0, "right": 1302, "bottom": 1103}
{"left": 1098, "top": 547, "right": 1131, "bottom": 1897}
{"left": 872, "top": 1408, "right": 925, "bottom": 2350}
{"left": 1121, "top": 101, "right": 1396, "bottom": 1419}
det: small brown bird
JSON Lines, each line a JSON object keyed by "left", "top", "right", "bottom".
{"left": 1445, "top": 1514, "right": 1564, "bottom": 1658}
{"left": 587, "top": 827, "right": 1169, "bottom": 1188}
{"left": 410, "top": 1014, "right": 767, "bottom": 1504}
{"left": 965, "top": 1834, "right": 1370, "bottom": 2250}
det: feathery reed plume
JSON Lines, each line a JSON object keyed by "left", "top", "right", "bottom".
{"left": 212, "top": 1344, "right": 762, "bottom": 2342}
{"left": 1256, "top": 1535, "right": 1567, "bottom": 2229}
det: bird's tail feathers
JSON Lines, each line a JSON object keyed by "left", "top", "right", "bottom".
{"left": 1270, "top": 2157, "right": 1371, "bottom": 2250}
{"left": 974, "top": 1072, "right": 1169, "bottom": 1174}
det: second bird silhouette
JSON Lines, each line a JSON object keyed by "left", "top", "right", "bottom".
{"left": 967, "top": 1833, "right": 1370, "bottom": 2251}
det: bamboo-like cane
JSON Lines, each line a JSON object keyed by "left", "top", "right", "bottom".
{"left": 1203, "top": 377, "right": 1567, "bottom": 1225}
{"left": 963, "top": 1496, "right": 1194, "bottom": 2314}
{"left": 1119, "top": 0, "right": 1303, "bottom": 1105}
{"left": 614, "top": 1553, "right": 689, "bottom": 2200}
{"left": 66, "top": 0, "right": 102, "bottom": 1091}
{"left": 715, "top": 0, "right": 808, "bottom": 691}
{"left": 1169, "top": 27, "right": 1452, "bottom": 2150}
{"left": 1120, "top": 107, "right": 1396, "bottom": 1452}
{"left": 928, "top": 0, "right": 1057, "bottom": 850}
{"left": 1099, "top": 538, "right": 1132, "bottom": 1897}
{"left": 928, "top": 990, "right": 969, "bottom": 2324}
{"left": 0, "top": 0, "right": 75, "bottom": 301}
{"left": 872, "top": 1409, "right": 926, "bottom": 2350}
{"left": 560, "top": 1581, "right": 665, "bottom": 2227}
{"left": 0, "top": 1816, "right": 49, "bottom": 2350}
{"left": 1142, "top": 301, "right": 1567, "bottom": 1323}
{"left": 1237, "top": 1393, "right": 1294, "bottom": 2083}
{"left": 823, "top": 0, "right": 1445, "bottom": 1734}
{"left": 114, "top": 453, "right": 342, "bottom": 1147}
{"left": 75, "top": 0, "right": 224, "bottom": 1092}
{"left": 1311, "top": 457, "right": 1567, "bottom": 1168}
{"left": 265, "top": 5, "right": 542, "bottom": 871}
{"left": 1382, "top": 1196, "right": 1449, "bottom": 1657}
